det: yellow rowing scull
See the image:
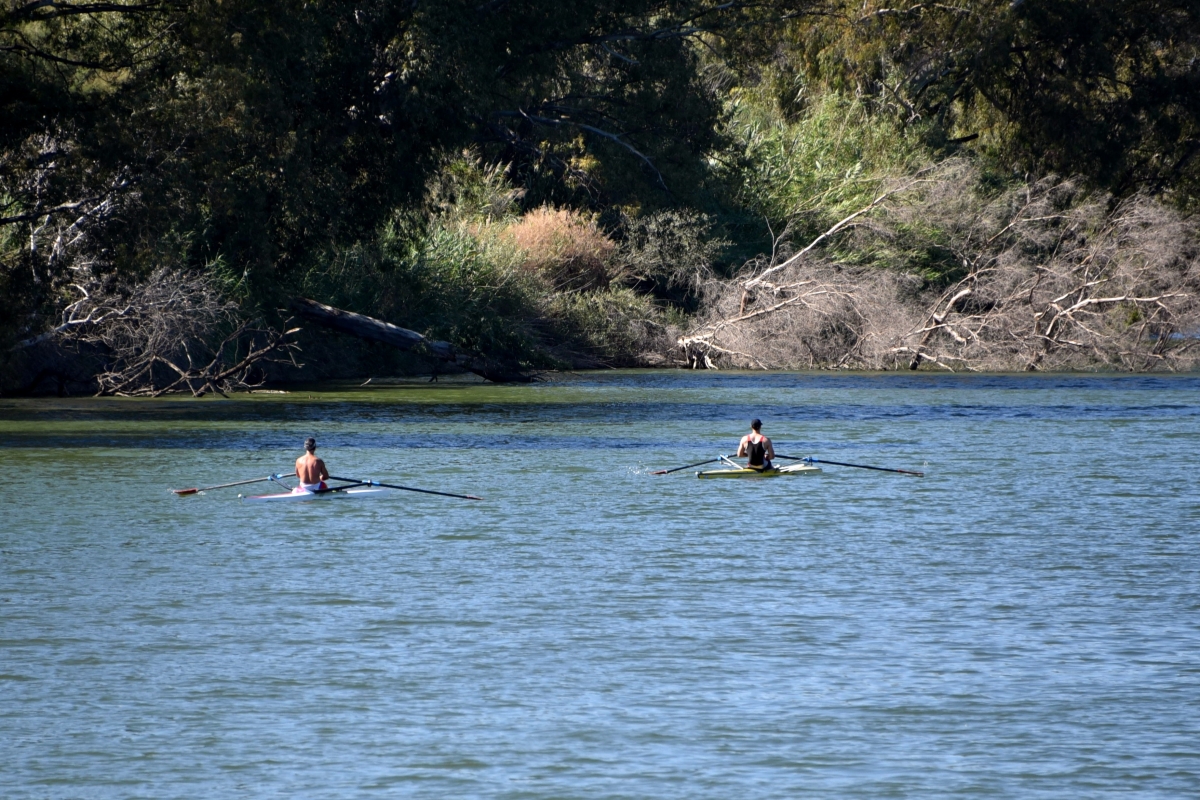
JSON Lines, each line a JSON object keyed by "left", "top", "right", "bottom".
{"left": 696, "top": 462, "right": 821, "bottom": 479}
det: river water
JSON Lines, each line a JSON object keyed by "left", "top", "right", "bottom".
{"left": 2, "top": 371, "right": 1198, "bottom": 798}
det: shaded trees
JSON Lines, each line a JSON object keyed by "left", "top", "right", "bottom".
{"left": 4, "top": 1, "right": 1199, "bottom": 387}
{"left": 2, "top": 1, "right": 819, "bottom": 368}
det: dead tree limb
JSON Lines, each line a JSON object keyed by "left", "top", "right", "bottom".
{"left": 290, "top": 298, "right": 536, "bottom": 383}
{"left": 744, "top": 167, "right": 937, "bottom": 290}
{"left": 907, "top": 285, "right": 975, "bottom": 369}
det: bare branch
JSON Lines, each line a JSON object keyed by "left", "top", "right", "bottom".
{"left": 745, "top": 166, "right": 937, "bottom": 288}
{"left": 496, "top": 109, "right": 669, "bottom": 191}
{"left": 673, "top": 166, "right": 1200, "bottom": 373}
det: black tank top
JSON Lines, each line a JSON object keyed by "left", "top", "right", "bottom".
{"left": 746, "top": 437, "right": 767, "bottom": 467}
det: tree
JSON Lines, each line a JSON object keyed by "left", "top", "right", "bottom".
{"left": 2, "top": 0, "right": 820, "bottom": 356}
{"left": 789, "top": 1, "right": 1200, "bottom": 205}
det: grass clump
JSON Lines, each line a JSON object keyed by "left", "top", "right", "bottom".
{"left": 505, "top": 206, "right": 620, "bottom": 292}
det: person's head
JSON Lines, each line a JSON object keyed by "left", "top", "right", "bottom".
{"left": 750, "top": 419, "right": 762, "bottom": 432}
{"left": 304, "top": 437, "right": 317, "bottom": 453}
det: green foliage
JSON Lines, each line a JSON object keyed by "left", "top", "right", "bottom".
{"left": 296, "top": 220, "right": 542, "bottom": 365}
{"left": 781, "top": 0, "right": 1200, "bottom": 207}
{"left": 725, "top": 86, "right": 928, "bottom": 232}
{"left": 387, "top": 224, "right": 544, "bottom": 361}
{"left": 619, "top": 208, "right": 727, "bottom": 309}
{"left": 715, "top": 82, "right": 973, "bottom": 280}
{"left": 288, "top": 151, "right": 670, "bottom": 369}
{"left": 3, "top": 0, "right": 808, "bottom": 373}
{"left": 5, "top": 0, "right": 1198, "bottom": 384}
{"left": 541, "top": 286, "right": 664, "bottom": 365}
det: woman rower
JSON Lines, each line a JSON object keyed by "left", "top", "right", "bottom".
{"left": 736, "top": 419, "right": 775, "bottom": 471}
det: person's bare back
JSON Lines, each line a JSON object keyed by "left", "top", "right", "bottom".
{"left": 736, "top": 419, "right": 775, "bottom": 469}
{"left": 295, "top": 438, "right": 329, "bottom": 488}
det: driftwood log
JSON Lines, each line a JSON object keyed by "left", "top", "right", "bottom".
{"left": 290, "top": 298, "right": 535, "bottom": 383}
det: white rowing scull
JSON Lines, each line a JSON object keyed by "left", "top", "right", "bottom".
{"left": 239, "top": 486, "right": 392, "bottom": 502}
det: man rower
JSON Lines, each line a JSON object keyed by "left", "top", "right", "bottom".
{"left": 295, "top": 437, "right": 329, "bottom": 492}
{"left": 736, "top": 418, "right": 775, "bottom": 471}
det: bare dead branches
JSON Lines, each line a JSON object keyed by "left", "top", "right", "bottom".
{"left": 2, "top": 136, "right": 135, "bottom": 297}
{"left": 45, "top": 268, "right": 300, "bottom": 396}
{"left": 676, "top": 167, "right": 1200, "bottom": 372}
{"left": 92, "top": 318, "right": 300, "bottom": 398}
{"left": 743, "top": 166, "right": 936, "bottom": 289}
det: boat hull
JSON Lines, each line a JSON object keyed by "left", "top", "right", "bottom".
{"left": 696, "top": 463, "right": 821, "bottom": 479}
{"left": 240, "top": 486, "right": 391, "bottom": 502}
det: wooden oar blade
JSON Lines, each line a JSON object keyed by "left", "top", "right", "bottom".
{"left": 172, "top": 488, "right": 200, "bottom": 495}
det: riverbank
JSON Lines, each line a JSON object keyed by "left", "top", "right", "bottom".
{"left": 9, "top": 157, "right": 1197, "bottom": 398}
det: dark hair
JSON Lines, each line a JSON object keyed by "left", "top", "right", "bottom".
{"left": 750, "top": 419, "right": 761, "bottom": 431}
{"left": 304, "top": 437, "right": 316, "bottom": 451}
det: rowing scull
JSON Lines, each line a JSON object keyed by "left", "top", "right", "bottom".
{"left": 239, "top": 485, "right": 392, "bottom": 502}
{"left": 696, "top": 462, "right": 821, "bottom": 479}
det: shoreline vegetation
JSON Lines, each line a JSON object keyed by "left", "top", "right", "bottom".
{"left": 4, "top": 2, "right": 1199, "bottom": 396}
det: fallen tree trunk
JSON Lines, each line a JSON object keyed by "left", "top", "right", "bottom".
{"left": 290, "top": 298, "right": 536, "bottom": 383}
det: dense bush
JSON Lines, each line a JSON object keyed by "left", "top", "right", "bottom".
{"left": 292, "top": 159, "right": 674, "bottom": 373}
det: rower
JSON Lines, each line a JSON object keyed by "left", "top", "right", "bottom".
{"left": 295, "top": 437, "right": 330, "bottom": 492}
{"left": 736, "top": 418, "right": 775, "bottom": 471}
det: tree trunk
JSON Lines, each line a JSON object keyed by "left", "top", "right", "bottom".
{"left": 290, "top": 298, "right": 535, "bottom": 383}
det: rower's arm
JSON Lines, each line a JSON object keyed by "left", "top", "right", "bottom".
{"left": 765, "top": 438, "right": 776, "bottom": 459}
{"left": 735, "top": 436, "right": 748, "bottom": 458}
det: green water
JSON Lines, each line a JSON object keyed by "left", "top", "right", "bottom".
{"left": 2, "top": 371, "right": 1198, "bottom": 798}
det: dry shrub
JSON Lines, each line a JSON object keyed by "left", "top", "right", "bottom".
{"left": 679, "top": 164, "right": 1200, "bottom": 372}
{"left": 505, "top": 206, "right": 618, "bottom": 291}
{"left": 680, "top": 260, "right": 923, "bottom": 369}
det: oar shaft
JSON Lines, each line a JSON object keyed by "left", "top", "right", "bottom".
{"left": 378, "top": 482, "right": 483, "bottom": 501}
{"left": 172, "top": 472, "right": 296, "bottom": 495}
{"left": 651, "top": 458, "right": 720, "bottom": 475}
{"left": 777, "top": 455, "right": 923, "bottom": 477}
{"left": 329, "top": 477, "right": 483, "bottom": 501}
{"left": 817, "top": 459, "right": 923, "bottom": 476}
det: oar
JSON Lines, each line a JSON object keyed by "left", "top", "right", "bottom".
{"left": 775, "top": 454, "right": 924, "bottom": 477}
{"left": 328, "top": 476, "right": 483, "bottom": 501}
{"left": 172, "top": 472, "right": 297, "bottom": 495}
{"left": 651, "top": 457, "right": 721, "bottom": 475}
